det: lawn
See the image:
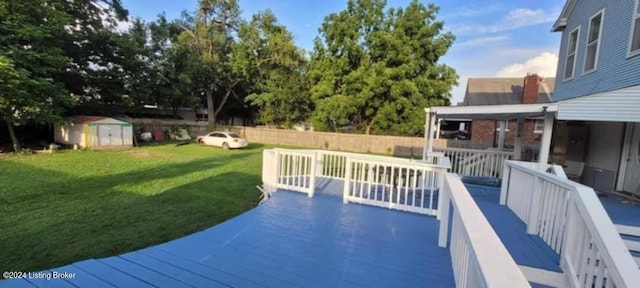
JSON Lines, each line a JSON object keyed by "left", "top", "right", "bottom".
{"left": 0, "top": 143, "right": 267, "bottom": 273}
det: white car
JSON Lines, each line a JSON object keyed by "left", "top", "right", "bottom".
{"left": 197, "top": 131, "right": 248, "bottom": 149}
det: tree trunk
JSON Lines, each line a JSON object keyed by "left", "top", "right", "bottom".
{"left": 6, "top": 121, "right": 20, "bottom": 152}
{"left": 206, "top": 89, "right": 215, "bottom": 130}
{"left": 365, "top": 124, "right": 371, "bottom": 135}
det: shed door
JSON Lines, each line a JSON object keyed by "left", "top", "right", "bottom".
{"left": 623, "top": 123, "right": 640, "bottom": 194}
{"left": 98, "top": 125, "right": 123, "bottom": 146}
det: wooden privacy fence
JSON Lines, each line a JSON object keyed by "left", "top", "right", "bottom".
{"left": 126, "top": 119, "right": 448, "bottom": 157}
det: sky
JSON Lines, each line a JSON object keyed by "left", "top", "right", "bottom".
{"left": 121, "top": 0, "right": 564, "bottom": 105}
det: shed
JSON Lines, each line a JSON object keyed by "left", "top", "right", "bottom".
{"left": 54, "top": 116, "right": 133, "bottom": 148}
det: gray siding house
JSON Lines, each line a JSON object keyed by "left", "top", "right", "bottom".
{"left": 552, "top": 0, "right": 640, "bottom": 194}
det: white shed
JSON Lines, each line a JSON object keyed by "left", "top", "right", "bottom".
{"left": 55, "top": 116, "right": 133, "bottom": 148}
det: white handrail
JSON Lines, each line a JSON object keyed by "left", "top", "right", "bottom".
{"left": 501, "top": 160, "right": 640, "bottom": 287}
{"left": 439, "top": 173, "right": 531, "bottom": 288}
{"left": 434, "top": 147, "right": 515, "bottom": 178}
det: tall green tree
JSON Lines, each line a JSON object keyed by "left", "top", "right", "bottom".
{"left": 240, "top": 11, "right": 313, "bottom": 127}
{"left": 178, "top": 0, "right": 240, "bottom": 129}
{"left": 0, "top": 1, "right": 75, "bottom": 152}
{"left": 309, "top": 0, "right": 457, "bottom": 135}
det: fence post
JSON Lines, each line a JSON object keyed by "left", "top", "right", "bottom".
{"left": 438, "top": 174, "right": 451, "bottom": 247}
{"left": 499, "top": 162, "right": 511, "bottom": 205}
{"left": 343, "top": 158, "right": 352, "bottom": 204}
{"left": 309, "top": 152, "right": 317, "bottom": 198}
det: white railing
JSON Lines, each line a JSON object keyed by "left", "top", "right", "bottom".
{"left": 341, "top": 156, "right": 448, "bottom": 215}
{"left": 273, "top": 149, "right": 317, "bottom": 197}
{"left": 434, "top": 147, "right": 515, "bottom": 178}
{"left": 501, "top": 160, "right": 640, "bottom": 288}
{"left": 439, "top": 173, "right": 531, "bottom": 288}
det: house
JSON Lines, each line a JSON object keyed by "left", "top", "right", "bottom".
{"left": 550, "top": 0, "right": 640, "bottom": 194}
{"left": 462, "top": 75, "right": 555, "bottom": 147}
{"left": 54, "top": 116, "right": 133, "bottom": 148}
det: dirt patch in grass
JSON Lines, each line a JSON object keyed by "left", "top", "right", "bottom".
{"left": 125, "top": 150, "right": 167, "bottom": 159}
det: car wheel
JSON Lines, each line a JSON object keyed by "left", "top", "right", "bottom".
{"left": 222, "top": 142, "right": 230, "bottom": 150}
{"left": 198, "top": 139, "right": 203, "bottom": 144}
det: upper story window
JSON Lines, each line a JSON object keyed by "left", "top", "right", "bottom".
{"left": 584, "top": 10, "right": 604, "bottom": 73}
{"left": 630, "top": 0, "right": 640, "bottom": 56}
{"left": 564, "top": 26, "right": 580, "bottom": 80}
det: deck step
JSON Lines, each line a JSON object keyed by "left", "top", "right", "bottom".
{"left": 519, "top": 265, "right": 566, "bottom": 287}
{"left": 623, "top": 239, "right": 640, "bottom": 253}
{"left": 616, "top": 224, "right": 640, "bottom": 237}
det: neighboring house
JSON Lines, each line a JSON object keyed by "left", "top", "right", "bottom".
{"left": 551, "top": 0, "right": 640, "bottom": 194}
{"left": 462, "top": 75, "right": 555, "bottom": 146}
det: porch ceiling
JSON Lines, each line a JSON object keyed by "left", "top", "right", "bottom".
{"left": 426, "top": 103, "right": 558, "bottom": 120}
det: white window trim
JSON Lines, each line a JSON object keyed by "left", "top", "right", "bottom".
{"left": 583, "top": 8, "right": 605, "bottom": 75}
{"left": 563, "top": 25, "right": 581, "bottom": 82}
{"left": 628, "top": 0, "right": 640, "bottom": 58}
{"left": 533, "top": 119, "right": 544, "bottom": 134}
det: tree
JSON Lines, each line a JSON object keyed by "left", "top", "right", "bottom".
{"left": 239, "top": 11, "right": 313, "bottom": 127}
{"left": 178, "top": 0, "right": 240, "bottom": 129}
{"left": 309, "top": 0, "right": 458, "bottom": 135}
{"left": 0, "top": 1, "right": 75, "bottom": 152}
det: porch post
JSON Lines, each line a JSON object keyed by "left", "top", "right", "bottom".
{"left": 426, "top": 112, "right": 437, "bottom": 154}
{"left": 423, "top": 109, "right": 430, "bottom": 160}
{"left": 513, "top": 118, "right": 524, "bottom": 160}
{"left": 497, "top": 120, "right": 506, "bottom": 150}
{"left": 538, "top": 112, "right": 554, "bottom": 164}
{"left": 435, "top": 119, "right": 441, "bottom": 139}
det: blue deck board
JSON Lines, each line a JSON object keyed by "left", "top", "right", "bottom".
{"left": 73, "top": 259, "right": 154, "bottom": 287}
{"left": 99, "top": 256, "right": 193, "bottom": 288}
{"left": 0, "top": 278, "right": 35, "bottom": 288}
{"left": 118, "top": 252, "right": 230, "bottom": 287}
{"left": 56, "top": 264, "right": 116, "bottom": 288}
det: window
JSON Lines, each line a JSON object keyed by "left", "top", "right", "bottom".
{"left": 534, "top": 119, "right": 544, "bottom": 134}
{"left": 564, "top": 26, "right": 580, "bottom": 80}
{"left": 584, "top": 10, "right": 604, "bottom": 73}
{"left": 495, "top": 120, "right": 510, "bottom": 132}
{"left": 630, "top": 0, "right": 640, "bottom": 55}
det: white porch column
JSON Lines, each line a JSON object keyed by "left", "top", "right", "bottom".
{"left": 435, "top": 119, "right": 442, "bottom": 139}
{"left": 423, "top": 110, "right": 430, "bottom": 160}
{"left": 513, "top": 118, "right": 524, "bottom": 160}
{"left": 497, "top": 120, "right": 506, "bottom": 150}
{"left": 538, "top": 112, "right": 554, "bottom": 164}
{"left": 426, "top": 112, "right": 437, "bottom": 154}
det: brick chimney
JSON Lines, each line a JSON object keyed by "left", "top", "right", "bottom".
{"left": 522, "top": 73, "right": 541, "bottom": 104}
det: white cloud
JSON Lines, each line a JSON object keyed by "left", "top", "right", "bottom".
{"left": 496, "top": 52, "right": 558, "bottom": 78}
{"left": 444, "top": 3, "right": 503, "bottom": 18}
{"left": 457, "top": 36, "right": 510, "bottom": 48}
{"left": 451, "top": 8, "right": 558, "bottom": 35}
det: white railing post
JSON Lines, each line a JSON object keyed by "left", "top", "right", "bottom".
{"left": 499, "top": 162, "right": 511, "bottom": 205}
{"left": 436, "top": 170, "right": 446, "bottom": 219}
{"left": 438, "top": 179, "right": 450, "bottom": 247}
{"left": 309, "top": 152, "right": 317, "bottom": 198}
{"left": 526, "top": 177, "right": 543, "bottom": 234}
{"left": 343, "top": 158, "right": 352, "bottom": 204}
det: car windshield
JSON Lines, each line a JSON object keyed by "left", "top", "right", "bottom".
{"left": 227, "top": 133, "right": 241, "bottom": 138}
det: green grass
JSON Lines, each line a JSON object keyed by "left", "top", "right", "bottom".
{"left": 0, "top": 143, "right": 269, "bottom": 273}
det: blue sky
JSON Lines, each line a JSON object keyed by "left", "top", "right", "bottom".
{"left": 122, "top": 0, "right": 564, "bottom": 104}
